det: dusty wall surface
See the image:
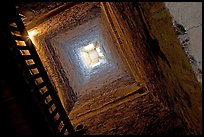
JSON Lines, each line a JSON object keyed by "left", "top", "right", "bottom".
{"left": 101, "top": 3, "right": 149, "bottom": 85}
{"left": 31, "top": 2, "right": 131, "bottom": 112}
{"left": 50, "top": 16, "right": 128, "bottom": 96}
{"left": 165, "top": 2, "right": 202, "bottom": 84}
{"left": 69, "top": 77, "right": 185, "bottom": 135}
{"left": 27, "top": 2, "right": 201, "bottom": 135}
{"left": 139, "top": 2, "right": 202, "bottom": 134}
{"left": 69, "top": 2, "right": 195, "bottom": 135}
{"left": 16, "top": 2, "right": 65, "bottom": 27}
{"left": 33, "top": 36, "right": 76, "bottom": 114}
{"left": 99, "top": 2, "right": 201, "bottom": 135}
{"left": 30, "top": 3, "right": 102, "bottom": 113}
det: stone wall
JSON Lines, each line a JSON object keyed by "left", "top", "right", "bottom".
{"left": 165, "top": 2, "right": 202, "bottom": 84}
{"left": 139, "top": 2, "right": 202, "bottom": 134}
{"left": 29, "top": 2, "right": 131, "bottom": 113}
{"left": 67, "top": 2, "right": 201, "bottom": 135}
{"left": 27, "top": 2, "right": 201, "bottom": 134}
{"left": 100, "top": 2, "right": 202, "bottom": 134}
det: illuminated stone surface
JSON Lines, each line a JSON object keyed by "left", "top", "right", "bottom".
{"left": 21, "top": 2, "right": 201, "bottom": 135}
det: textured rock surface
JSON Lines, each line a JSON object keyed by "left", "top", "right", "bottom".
{"left": 16, "top": 2, "right": 65, "bottom": 27}
{"left": 69, "top": 75, "right": 185, "bottom": 135}
{"left": 69, "top": 2, "right": 201, "bottom": 135}
{"left": 139, "top": 2, "right": 202, "bottom": 134}
{"left": 165, "top": 2, "right": 202, "bottom": 84}
{"left": 24, "top": 2, "right": 201, "bottom": 135}
{"left": 30, "top": 2, "right": 129, "bottom": 113}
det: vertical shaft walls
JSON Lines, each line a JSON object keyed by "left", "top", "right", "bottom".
{"left": 25, "top": 2, "right": 201, "bottom": 134}
{"left": 101, "top": 2, "right": 202, "bottom": 135}
{"left": 28, "top": 2, "right": 132, "bottom": 114}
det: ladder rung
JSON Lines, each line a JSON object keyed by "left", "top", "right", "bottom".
{"left": 46, "top": 98, "right": 54, "bottom": 108}
{"left": 60, "top": 125, "right": 67, "bottom": 134}
{"left": 13, "top": 35, "right": 27, "bottom": 41}
{"left": 28, "top": 64, "right": 37, "bottom": 69}
{"left": 37, "top": 82, "right": 45, "bottom": 89}
{"left": 9, "top": 25, "right": 19, "bottom": 32}
{"left": 17, "top": 46, "right": 29, "bottom": 50}
{"left": 41, "top": 91, "right": 50, "bottom": 99}
{"left": 22, "top": 55, "right": 33, "bottom": 60}
{"left": 51, "top": 108, "right": 58, "bottom": 116}
{"left": 19, "top": 13, "right": 26, "bottom": 18}
{"left": 32, "top": 73, "right": 41, "bottom": 79}
{"left": 55, "top": 117, "right": 62, "bottom": 127}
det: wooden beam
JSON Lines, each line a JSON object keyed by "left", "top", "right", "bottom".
{"left": 26, "top": 2, "right": 81, "bottom": 30}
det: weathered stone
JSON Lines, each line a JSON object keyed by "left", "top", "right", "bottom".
{"left": 19, "top": 2, "right": 202, "bottom": 135}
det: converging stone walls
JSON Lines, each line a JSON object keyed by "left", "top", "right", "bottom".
{"left": 23, "top": 2, "right": 201, "bottom": 135}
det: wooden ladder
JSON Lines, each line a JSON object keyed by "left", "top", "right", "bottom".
{"left": 4, "top": 4, "right": 76, "bottom": 135}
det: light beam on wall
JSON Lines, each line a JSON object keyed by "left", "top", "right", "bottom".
{"left": 28, "top": 30, "right": 39, "bottom": 49}
{"left": 28, "top": 30, "right": 38, "bottom": 39}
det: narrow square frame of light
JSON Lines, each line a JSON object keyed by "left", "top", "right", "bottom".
{"left": 79, "top": 41, "right": 105, "bottom": 69}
